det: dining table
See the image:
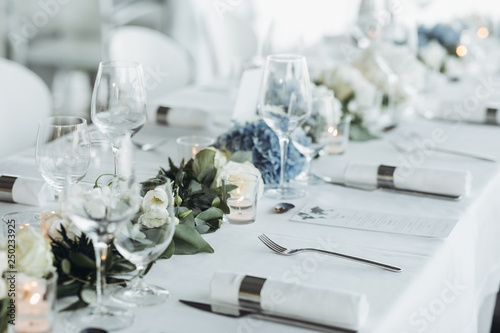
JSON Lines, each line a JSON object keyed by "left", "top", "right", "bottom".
{"left": 2, "top": 80, "right": 500, "bottom": 333}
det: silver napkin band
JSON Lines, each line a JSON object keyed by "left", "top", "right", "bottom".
{"left": 156, "top": 106, "right": 171, "bottom": 125}
{"left": 377, "top": 165, "right": 396, "bottom": 189}
{"left": 485, "top": 107, "right": 498, "bottom": 125}
{"left": 238, "top": 275, "right": 266, "bottom": 310}
{"left": 0, "top": 175, "right": 17, "bottom": 203}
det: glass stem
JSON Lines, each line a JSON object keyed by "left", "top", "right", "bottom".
{"left": 304, "top": 155, "right": 313, "bottom": 179}
{"left": 93, "top": 240, "right": 109, "bottom": 306}
{"left": 111, "top": 145, "right": 119, "bottom": 175}
{"left": 129, "top": 266, "right": 146, "bottom": 291}
{"left": 278, "top": 135, "right": 289, "bottom": 189}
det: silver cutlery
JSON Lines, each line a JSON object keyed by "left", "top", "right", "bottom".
{"left": 258, "top": 234, "right": 402, "bottom": 272}
{"left": 133, "top": 138, "right": 169, "bottom": 152}
{"left": 179, "top": 299, "right": 357, "bottom": 333}
{"left": 390, "top": 132, "right": 497, "bottom": 162}
{"left": 313, "top": 174, "right": 461, "bottom": 201}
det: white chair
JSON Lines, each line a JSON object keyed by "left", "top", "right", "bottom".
{"left": 107, "top": 25, "right": 193, "bottom": 99}
{"left": 0, "top": 57, "right": 52, "bottom": 158}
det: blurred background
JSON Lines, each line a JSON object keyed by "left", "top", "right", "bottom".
{"left": 1, "top": 0, "right": 499, "bottom": 120}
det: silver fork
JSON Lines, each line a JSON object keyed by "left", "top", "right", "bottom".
{"left": 133, "top": 138, "right": 169, "bottom": 152}
{"left": 258, "top": 234, "right": 402, "bottom": 272}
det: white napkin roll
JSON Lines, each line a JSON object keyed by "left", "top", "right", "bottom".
{"left": 435, "top": 100, "right": 500, "bottom": 124}
{"left": 0, "top": 175, "right": 55, "bottom": 206}
{"left": 344, "top": 163, "right": 471, "bottom": 197}
{"left": 148, "top": 104, "right": 210, "bottom": 129}
{"left": 210, "top": 271, "right": 369, "bottom": 329}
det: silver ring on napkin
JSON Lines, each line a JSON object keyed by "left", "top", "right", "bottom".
{"left": 377, "top": 165, "right": 396, "bottom": 189}
{"left": 485, "top": 107, "right": 498, "bottom": 125}
{"left": 0, "top": 175, "right": 16, "bottom": 203}
{"left": 156, "top": 106, "right": 171, "bottom": 125}
{"left": 238, "top": 275, "right": 266, "bottom": 310}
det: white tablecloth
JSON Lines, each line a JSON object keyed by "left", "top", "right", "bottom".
{"left": 2, "top": 87, "right": 500, "bottom": 333}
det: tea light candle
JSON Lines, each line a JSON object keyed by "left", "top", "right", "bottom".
{"left": 227, "top": 197, "right": 254, "bottom": 222}
{"left": 15, "top": 276, "right": 52, "bottom": 333}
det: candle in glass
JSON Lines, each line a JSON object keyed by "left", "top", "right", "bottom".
{"left": 222, "top": 174, "right": 259, "bottom": 224}
{"left": 15, "top": 272, "right": 57, "bottom": 333}
{"left": 176, "top": 135, "right": 215, "bottom": 164}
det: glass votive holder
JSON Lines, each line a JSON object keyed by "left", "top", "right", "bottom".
{"left": 221, "top": 173, "right": 259, "bottom": 224}
{"left": 13, "top": 271, "right": 58, "bottom": 333}
{"left": 1, "top": 211, "right": 42, "bottom": 236}
{"left": 324, "top": 115, "right": 351, "bottom": 155}
{"left": 176, "top": 135, "right": 215, "bottom": 163}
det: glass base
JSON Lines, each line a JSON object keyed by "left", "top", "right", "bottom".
{"left": 64, "top": 303, "right": 134, "bottom": 332}
{"left": 112, "top": 283, "right": 170, "bottom": 307}
{"left": 292, "top": 172, "right": 323, "bottom": 186}
{"left": 264, "top": 183, "right": 307, "bottom": 200}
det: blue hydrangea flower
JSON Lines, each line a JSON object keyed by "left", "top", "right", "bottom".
{"left": 215, "top": 120, "right": 306, "bottom": 184}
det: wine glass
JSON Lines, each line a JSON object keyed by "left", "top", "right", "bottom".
{"left": 112, "top": 181, "right": 176, "bottom": 306}
{"left": 258, "top": 54, "right": 312, "bottom": 199}
{"left": 291, "top": 89, "right": 339, "bottom": 184}
{"left": 62, "top": 134, "right": 141, "bottom": 331}
{"left": 35, "top": 116, "right": 91, "bottom": 199}
{"left": 91, "top": 60, "right": 147, "bottom": 171}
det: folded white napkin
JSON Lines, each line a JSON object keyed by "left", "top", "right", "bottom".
{"left": 421, "top": 78, "right": 500, "bottom": 124}
{"left": 0, "top": 175, "right": 55, "bottom": 206}
{"left": 344, "top": 163, "right": 471, "bottom": 197}
{"left": 210, "top": 271, "right": 369, "bottom": 329}
{"left": 148, "top": 104, "right": 210, "bottom": 129}
{"left": 434, "top": 100, "right": 500, "bottom": 124}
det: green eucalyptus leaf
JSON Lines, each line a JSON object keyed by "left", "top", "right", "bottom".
{"left": 69, "top": 252, "right": 95, "bottom": 269}
{"left": 229, "top": 150, "right": 252, "bottom": 163}
{"left": 159, "top": 241, "right": 175, "bottom": 259}
{"left": 59, "top": 299, "right": 89, "bottom": 312}
{"left": 193, "top": 149, "right": 216, "bottom": 177}
{"left": 196, "top": 207, "right": 224, "bottom": 221}
{"left": 57, "top": 279, "right": 84, "bottom": 298}
{"left": 349, "top": 123, "right": 379, "bottom": 141}
{"left": 195, "top": 225, "right": 211, "bottom": 234}
{"left": 61, "top": 258, "right": 71, "bottom": 275}
{"left": 188, "top": 179, "right": 202, "bottom": 192}
{"left": 173, "top": 224, "right": 214, "bottom": 254}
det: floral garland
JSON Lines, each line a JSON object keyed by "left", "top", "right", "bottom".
{"left": 0, "top": 148, "right": 263, "bottom": 312}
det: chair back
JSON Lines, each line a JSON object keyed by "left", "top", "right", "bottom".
{"left": 107, "top": 25, "right": 193, "bottom": 99}
{"left": 0, "top": 58, "right": 52, "bottom": 158}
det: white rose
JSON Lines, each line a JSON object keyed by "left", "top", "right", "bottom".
{"left": 40, "top": 210, "right": 81, "bottom": 242}
{"left": 142, "top": 186, "right": 169, "bottom": 212}
{"left": 217, "top": 161, "right": 264, "bottom": 199}
{"left": 138, "top": 207, "right": 171, "bottom": 228}
{"left": 12, "top": 227, "right": 53, "bottom": 278}
{"left": 84, "top": 187, "right": 110, "bottom": 220}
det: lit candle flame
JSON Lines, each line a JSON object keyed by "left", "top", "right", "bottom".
{"left": 456, "top": 45, "right": 468, "bottom": 57}
{"left": 30, "top": 293, "right": 41, "bottom": 305}
{"left": 477, "top": 27, "right": 489, "bottom": 39}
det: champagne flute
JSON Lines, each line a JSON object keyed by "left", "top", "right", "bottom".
{"left": 62, "top": 134, "right": 141, "bottom": 331}
{"left": 112, "top": 181, "right": 176, "bottom": 306}
{"left": 258, "top": 54, "right": 312, "bottom": 199}
{"left": 35, "top": 116, "right": 90, "bottom": 198}
{"left": 291, "top": 89, "right": 339, "bottom": 184}
{"left": 91, "top": 61, "right": 147, "bottom": 172}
